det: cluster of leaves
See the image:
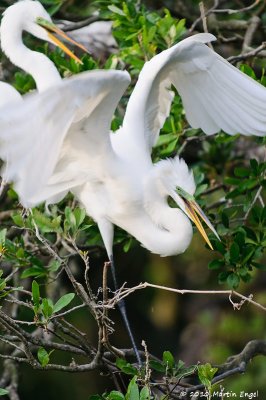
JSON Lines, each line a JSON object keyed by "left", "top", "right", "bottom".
{"left": 207, "top": 159, "right": 266, "bottom": 289}
{"left": 197, "top": 363, "right": 218, "bottom": 399}
{"left": 90, "top": 376, "right": 150, "bottom": 400}
{"left": 101, "top": 1, "right": 186, "bottom": 71}
{"left": 31, "top": 280, "right": 75, "bottom": 325}
{"left": 89, "top": 352, "right": 218, "bottom": 400}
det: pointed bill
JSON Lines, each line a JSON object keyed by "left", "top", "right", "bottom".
{"left": 36, "top": 17, "right": 89, "bottom": 64}
{"left": 175, "top": 186, "right": 220, "bottom": 250}
{"left": 190, "top": 199, "right": 220, "bottom": 241}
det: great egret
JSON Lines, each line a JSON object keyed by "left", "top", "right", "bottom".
{"left": 0, "top": 1, "right": 266, "bottom": 362}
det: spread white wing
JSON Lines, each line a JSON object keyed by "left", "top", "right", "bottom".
{"left": 122, "top": 33, "right": 266, "bottom": 159}
{"left": 0, "top": 82, "right": 22, "bottom": 107}
{"left": 0, "top": 70, "right": 130, "bottom": 206}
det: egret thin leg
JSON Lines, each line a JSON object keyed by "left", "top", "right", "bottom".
{"left": 110, "top": 255, "right": 141, "bottom": 366}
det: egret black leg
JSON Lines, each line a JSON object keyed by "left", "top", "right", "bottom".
{"left": 110, "top": 255, "right": 141, "bottom": 366}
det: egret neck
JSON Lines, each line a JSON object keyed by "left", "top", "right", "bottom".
{"left": 1, "top": 24, "right": 61, "bottom": 92}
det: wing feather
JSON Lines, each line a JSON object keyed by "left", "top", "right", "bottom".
{"left": 122, "top": 33, "right": 266, "bottom": 159}
{"left": 0, "top": 70, "right": 130, "bottom": 206}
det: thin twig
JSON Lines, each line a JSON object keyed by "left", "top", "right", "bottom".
{"left": 50, "top": 303, "right": 86, "bottom": 320}
{"left": 199, "top": 2, "right": 214, "bottom": 49}
{"left": 58, "top": 15, "right": 101, "bottom": 32}
{"left": 244, "top": 186, "right": 264, "bottom": 221}
{"left": 114, "top": 282, "right": 266, "bottom": 312}
{"left": 212, "top": 0, "right": 261, "bottom": 14}
{"left": 189, "top": 0, "right": 220, "bottom": 33}
{"left": 227, "top": 42, "right": 266, "bottom": 63}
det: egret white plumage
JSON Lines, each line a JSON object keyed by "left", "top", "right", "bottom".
{"left": 0, "top": 0, "right": 266, "bottom": 363}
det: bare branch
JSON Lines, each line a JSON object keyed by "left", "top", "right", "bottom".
{"left": 227, "top": 41, "right": 266, "bottom": 63}
{"left": 212, "top": 0, "right": 261, "bottom": 14}
{"left": 58, "top": 16, "right": 101, "bottom": 32}
{"left": 114, "top": 282, "right": 266, "bottom": 312}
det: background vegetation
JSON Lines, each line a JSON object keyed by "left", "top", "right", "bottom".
{"left": 0, "top": 0, "right": 266, "bottom": 399}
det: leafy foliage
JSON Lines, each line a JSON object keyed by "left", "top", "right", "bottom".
{"left": 90, "top": 352, "right": 198, "bottom": 400}
{"left": 0, "top": 0, "right": 265, "bottom": 399}
{"left": 31, "top": 280, "right": 75, "bottom": 325}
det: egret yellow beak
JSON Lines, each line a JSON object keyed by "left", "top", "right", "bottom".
{"left": 36, "top": 17, "right": 88, "bottom": 64}
{"left": 175, "top": 187, "right": 220, "bottom": 250}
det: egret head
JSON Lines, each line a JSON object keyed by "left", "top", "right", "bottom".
{"left": 1, "top": 1, "right": 87, "bottom": 64}
{"left": 153, "top": 156, "right": 219, "bottom": 249}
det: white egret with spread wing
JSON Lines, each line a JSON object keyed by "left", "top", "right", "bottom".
{"left": 0, "top": 1, "right": 266, "bottom": 364}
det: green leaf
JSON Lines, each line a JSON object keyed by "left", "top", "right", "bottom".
{"left": 64, "top": 207, "right": 77, "bottom": 233}
{"left": 123, "top": 238, "right": 133, "bottom": 253}
{"left": 218, "top": 271, "right": 230, "bottom": 283}
{"left": 230, "top": 242, "right": 240, "bottom": 263}
{"left": 174, "top": 364, "right": 196, "bottom": 380}
{"left": 37, "top": 347, "right": 50, "bottom": 367}
{"left": 32, "top": 210, "right": 62, "bottom": 233}
{"left": 208, "top": 259, "right": 224, "bottom": 270}
{"left": 73, "top": 207, "right": 86, "bottom": 228}
{"left": 234, "top": 167, "right": 250, "bottom": 177}
{"left": 0, "top": 229, "right": 7, "bottom": 245}
{"left": 32, "top": 280, "right": 40, "bottom": 307}
{"left": 221, "top": 212, "right": 229, "bottom": 228}
{"left": 53, "top": 293, "right": 75, "bottom": 313}
{"left": 176, "top": 359, "right": 185, "bottom": 370}
{"left": 0, "top": 274, "right": 6, "bottom": 291}
{"left": 41, "top": 298, "right": 54, "bottom": 319}
{"left": 140, "top": 386, "right": 150, "bottom": 400}
{"left": 217, "top": 224, "right": 230, "bottom": 236}
{"left": 48, "top": 259, "right": 61, "bottom": 272}
{"left": 21, "top": 266, "right": 47, "bottom": 279}
{"left": 126, "top": 376, "right": 139, "bottom": 400}
{"left": 108, "top": 5, "right": 126, "bottom": 16}
{"left": 250, "top": 158, "right": 258, "bottom": 172}
{"left": 48, "top": 2, "right": 63, "bottom": 15}
{"left": 194, "top": 184, "right": 208, "bottom": 197}
{"left": 252, "top": 262, "right": 266, "bottom": 271}
{"left": 224, "top": 177, "right": 242, "bottom": 186}
{"left": 0, "top": 388, "right": 9, "bottom": 396}
{"left": 213, "top": 239, "right": 226, "bottom": 255}
{"left": 240, "top": 64, "right": 256, "bottom": 79}
{"left": 149, "top": 360, "right": 165, "bottom": 372}
{"left": 163, "top": 350, "right": 175, "bottom": 368}
{"left": 227, "top": 273, "right": 240, "bottom": 289}
{"left": 16, "top": 248, "right": 25, "bottom": 258}
{"left": 108, "top": 391, "right": 125, "bottom": 400}
{"left": 198, "top": 363, "right": 218, "bottom": 388}
{"left": 234, "top": 232, "right": 245, "bottom": 247}
{"left": 239, "top": 178, "right": 258, "bottom": 191}
{"left": 116, "top": 358, "right": 138, "bottom": 375}
{"left": 155, "top": 132, "right": 177, "bottom": 147}
{"left": 116, "top": 358, "right": 127, "bottom": 369}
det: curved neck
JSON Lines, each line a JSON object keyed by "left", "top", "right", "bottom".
{"left": 116, "top": 206, "right": 193, "bottom": 256}
{"left": 130, "top": 173, "right": 194, "bottom": 256}
{"left": 1, "top": 25, "right": 61, "bottom": 92}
